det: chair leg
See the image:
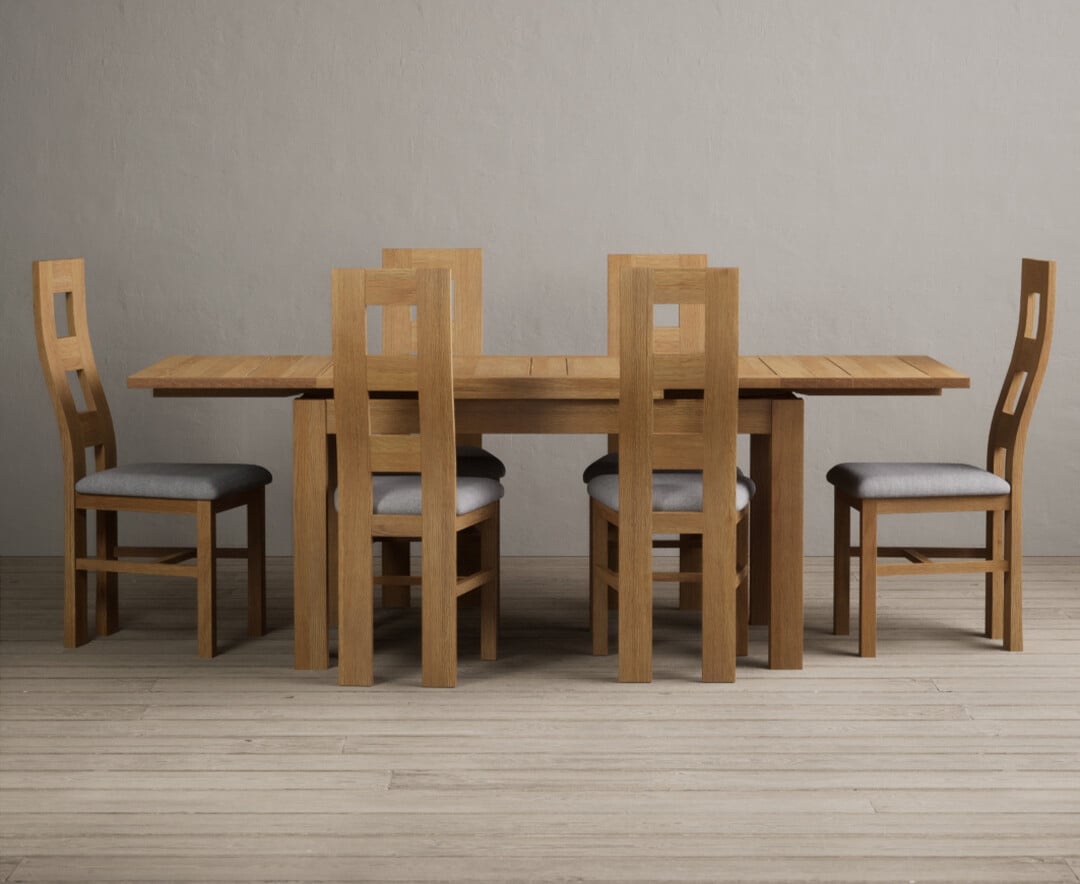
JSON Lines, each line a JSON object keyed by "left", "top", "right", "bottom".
{"left": 196, "top": 501, "right": 217, "bottom": 659}
{"left": 858, "top": 502, "right": 877, "bottom": 658}
{"left": 736, "top": 512, "right": 749, "bottom": 657}
{"left": 607, "top": 525, "right": 619, "bottom": 611}
{"left": 65, "top": 504, "right": 89, "bottom": 648}
{"left": 325, "top": 435, "right": 340, "bottom": 627}
{"left": 1003, "top": 506, "right": 1023, "bottom": 651}
{"left": 590, "top": 500, "right": 609, "bottom": 656}
{"left": 479, "top": 506, "right": 499, "bottom": 661}
{"left": 985, "top": 509, "right": 1004, "bottom": 640}
{"left": 833, "top": 489, "right": 851, "bottom": 636}
{"left": 382, "top": 540, "right": 412, "bottom": 608}
{"left": 95, "top": 510, "right": 119, "bottom": 636}
{"left": 337, "top": 512, "right": 374, "bottom": 687}
{"left": 678, "top": 534, "right": 702, "bottom": 611}
{"left": 247, "top": 490, "right": 266, "bottom": 638}
{"left": 421, "top": 516, "right": 458, "bottom": 688}
{"left": 457, "top": 530, "right": 482, "bottom": 609}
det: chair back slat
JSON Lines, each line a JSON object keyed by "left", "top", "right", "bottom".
{"left": 333, "top": 267, "right": 456, "bottom": 536}
{"left": 606, "top": 254, "right": 708, "bottom": 451}
{"left": 607, "top": 254, "right": 708, "bottom": 356}
{"left": 33, "top": 259, "right": 117, "bottom": 485}
{"left": 382, "top": 248, "right": 483, "bottom": 445}
{"left": 618, "top": 266, "right": 739, "bottom": 498}
{"left": 986, "top": 259, "right": 1056, "bottom": 485}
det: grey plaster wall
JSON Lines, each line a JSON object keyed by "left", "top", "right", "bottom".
{"left": 2, "top": 0, "right": 1078, "bottom": 555}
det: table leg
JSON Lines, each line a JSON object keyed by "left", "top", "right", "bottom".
{"left": 293, "top": 397, "right": 331, "bottom": 670}
{"left": 767, "top": 397, "right": 804, "bottom": 669}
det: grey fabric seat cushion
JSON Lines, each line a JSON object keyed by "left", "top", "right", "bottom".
{"left": 583, "top": 452, "right": 746, "bottom": 484}
{"left": 335, "top": 476, "right": 504, "bottom": 516}
{"left": 826, "top": 462, "right": 1011, "bottom": 500}
{"left": 587, "top": 471, "right": 754, "bottom": 513}
{"left": 75, "top": 463, "right": 272, "bottom": 501}
{"left": 455, "top": 445, "right": 506, "bottom": 480}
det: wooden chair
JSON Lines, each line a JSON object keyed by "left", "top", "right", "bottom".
{"left": 588, "top": 267, "right": 752, "bottom": 682}
{"left": 328, "top": 249, "right": 504, "bottom": 612}
{"left": 332, "top": 267, "right": 502, "bottom": 687}
{"left": 584, "top": 254, "right": 749, "bottom": 629}
{"left": 33, "top": 259, "right": 270, "bottom": 657}
{"left": 828, "top": 258, "right": 1056, "bottom": 656}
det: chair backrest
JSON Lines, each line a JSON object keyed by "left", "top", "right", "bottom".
{"left": 618, "top": 266, "right": 739, "bottom": 527}
{"left": 986, "top": 259, "right": 1056, "bottom": 490}
{"left": 607, "top": 254, "right": 708, "bottom": 356}
{"left": 332, "top": 267, "right": 456, "bottom": 538}
{"left": 33, "top": 258, "right": 117, "bottom": 488}
{"left": 381, "top": 248, "right": 483, "bottom": 355}
{"left": 382, "top": 248, "right": 482, "bottom": 446}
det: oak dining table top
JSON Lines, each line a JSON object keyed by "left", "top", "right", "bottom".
{"left": 128, "top": 353, "right": 970, "bottom": 396}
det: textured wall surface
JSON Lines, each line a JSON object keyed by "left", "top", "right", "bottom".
{"left": 2, "top": 0, "right": 1078, "bottom": 555}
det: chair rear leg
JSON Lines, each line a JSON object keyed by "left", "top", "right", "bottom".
{"left": 247, "top": 490, "right": 266, "bottom": 638}
{"left": 833, "top": 489, "right": 851, "bottom": 636}
{"left": 985, "top": 509, "right": 1004, "bottom": 639}
{"left": 95, "top": 510, "right": 119, "bottom": 636}
{"left": 479, "top": 505, "right": 499, "bottom": 661}
{"left": 590, "top": 500, "right": 610, "bottom": 656}
{"left": 1003, "top": 508, "right": 1023, "bottom": 651}
{"left": 65, "top": 504, "right": 89, "bottom": 647}
{"left": 678, "top": 534, "right": 702, "bottom": 611}
{"left": 737, "top": 512, "right": 749, "bottom": 657}
{"left": 196, "top": 501, "right": 217, "bottom": 658}
{"left": 858, "top": 502, "right": 878, "bottom": 658}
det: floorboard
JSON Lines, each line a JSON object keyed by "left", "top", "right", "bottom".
{"left": 1, "top": 556, "right": 1078, "bottom": 882}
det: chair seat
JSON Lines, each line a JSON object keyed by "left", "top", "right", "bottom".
{"left": 455, "top": 445, "right": 506, "bottom": 480}
{"left": 75, "top": 463, "right": 272, "bottom": 501}
{"left": 587, "top": 471, "right": 754, "bottom": 513}
{"left": 826, "top": 462, "right": 1011, "bottom": 500}
{"left": 336, "top": 476, "right": 504, "bottom": 516}
{"left": 583, "top": 451, "right": 746, "bottom": 484}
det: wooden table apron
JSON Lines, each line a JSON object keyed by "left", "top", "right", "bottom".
{"left": 128, "top": 354, "right": 969, "bottom": 676}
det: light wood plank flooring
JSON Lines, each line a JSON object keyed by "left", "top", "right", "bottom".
{"left": 1, "top": 556, "right": 1078, "bottom": 883}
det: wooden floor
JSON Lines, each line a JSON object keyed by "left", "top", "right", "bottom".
{"left": 1, "top": 556, "right": 1078, "bottom": 883}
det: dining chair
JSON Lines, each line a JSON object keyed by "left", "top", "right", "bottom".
{"left": 33, "top": 258, "right": 271, "bottom": 657}
{"left": 828, "top": 258, "right": 1056, "bottom": 656}
{"left": 583, "top": 254, "right": 733, "bottom": 622}
{"left": 341, "top": 248, "right": 504, "bottom": 611}
{"left": 588, "top": 266, "right": 753, "bottom": 682}
{"left": 332, "top": 267, "right": 503, "bottom": 687}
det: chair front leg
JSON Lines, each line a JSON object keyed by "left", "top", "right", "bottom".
{"left": 95, "top": 509, "right": 119, "bottom": 636}
{"left": 65, "top": 504, "right": 89, "bottom": 647}
{"left": 833, "top": 489, "right": 851, "bottom": 636}
{"left": 196, "top": 501, "right": 217, "bottom": 659}
{"left": 985, "top": 508, "right": 1004, "bottom": 640}
{"left": 590, "top": 500, "right": 610, "bottom": 656}
{"left": 737, "top": 512, "right": 749, "bottom": 657}
{"left": 479, "top": 505, "right": 500, "bottom": 662}
{"left": 678, "top": 534, "right": 702, "bottom": 611}
{"left": 858, "top": 502, "right": 878, "bottom": 658}
{"left": 247, "top": 489, "right": 266, "bottom": 638}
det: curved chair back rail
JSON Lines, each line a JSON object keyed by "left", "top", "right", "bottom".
{"left": 987, "top": 258, "right": 1056, "bottom": 486}
{"left": 33, "top": 259, "right": 118, "bottom": 484}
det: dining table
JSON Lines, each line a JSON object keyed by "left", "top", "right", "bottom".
{"left": 129, "top": 353, "right": 969, "bottom": 678}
